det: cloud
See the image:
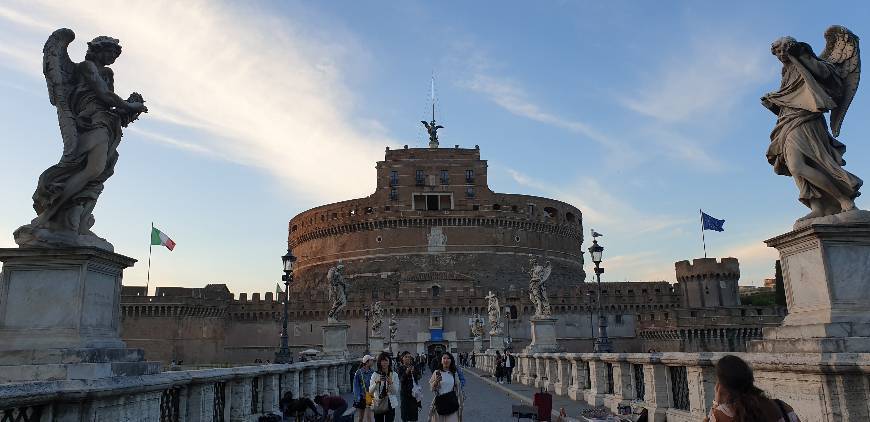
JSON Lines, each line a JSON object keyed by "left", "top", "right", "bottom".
{"left": 0, "top": 0, "right": 392, "bottom": 203}
{"left": 620, "top": 35, "right": 772, "bottom": 123}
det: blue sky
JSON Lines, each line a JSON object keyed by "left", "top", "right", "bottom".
{"left": 1, "top": 1, "right": 868, "bottom": 295}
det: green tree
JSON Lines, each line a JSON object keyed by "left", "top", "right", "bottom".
{"left": 774, "top": 260, "right": 787, "bottom": 308}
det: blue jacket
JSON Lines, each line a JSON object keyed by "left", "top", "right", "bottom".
{"left": 353, "top": 367, "right": 374, "bottom": 402}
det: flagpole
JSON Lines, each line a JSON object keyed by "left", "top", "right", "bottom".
{"left": 699, "top": 209, "right": 707, "bottom": 258}
{"left": 147, "top": 222, "right": 153, "bottom": 296}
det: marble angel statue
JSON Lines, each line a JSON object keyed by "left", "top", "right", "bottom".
{"left": 15, "top": 28, "right": 148, "bottom": 250}
{"left": 370, "top": 301, "right": 384, "bottom": 336}
{"left": 528, "top": 256, "right": 553, "bottom": 317}
{"left": 326, "top": 262, "right": 348, "bottom": 322}
{"left": 761, "top": 25, "right": 864, "bottom": 223}
{"left": 485, "top": 290, "right": 503, "bottom": 336}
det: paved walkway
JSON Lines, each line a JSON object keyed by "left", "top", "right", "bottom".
{"left": 340, "top": 366, "right": 613, "bottom": 422}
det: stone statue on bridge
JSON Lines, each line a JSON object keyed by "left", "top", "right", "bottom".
{"left": 471, "top": 314, "right": 485, "bottom": 338}
{"left": 528, "top": 256, "right": 553, "bottom": 317}
{"left": 485, "top": 290, "right": 503, "bottom": 336}
{"left": 326, "top": 262, "right": 347, "bottom": 322}
{"left": 370, "top": 301, "right": 384, "bottom": 336}
{"left": 761, "top": 25, "right": 867, "bottom": 226}
{"left": 14, "top": 28, "right": 148, "bottom": 251}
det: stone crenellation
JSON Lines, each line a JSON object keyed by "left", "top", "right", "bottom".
{"left": 674, "top": 257, "right": 740, "bottom": 282}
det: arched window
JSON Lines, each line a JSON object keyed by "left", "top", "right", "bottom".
{"left": 431, "top": 285, "right": 440, "bottom": 297}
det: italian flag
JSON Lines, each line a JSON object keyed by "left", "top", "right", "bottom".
{"left": 150, "top": 226, "right": 176, "bottom": 251}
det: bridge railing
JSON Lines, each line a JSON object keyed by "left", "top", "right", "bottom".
{"left": 474, "top": 351, "right": 870, "bottom": 421}
{"left": 0, "top": 358, "right": 354, "bottom": 422}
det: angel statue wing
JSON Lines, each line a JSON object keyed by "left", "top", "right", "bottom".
{"left": 820, "top": 25, "right": 860, "bottom": 137}
{"left": 421, "top": 120, "right": 431, "bottom": 130}
{"left": 540, "top": 262, "right": 552, "bottom": 283}
{"left": 43, "top": 28, "right": 79, "bottom": 161}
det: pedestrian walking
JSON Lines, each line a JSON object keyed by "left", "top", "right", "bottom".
{"left": 353, "top": 355, "right": 376, "bottom": 422}
{"left": 704, "top": 355, "right": 801, "bottom": 422}
{"left": 399, "top": 351, "right": 423, "bottom": 422}
{"left": 428, "top": 352, "right": 463, "bottom": 422}
{"left": 369, "top": 352, "right": 400, "bottom": 422}
{"left": 503, "top": 351, "right": 515, "bottom": 384}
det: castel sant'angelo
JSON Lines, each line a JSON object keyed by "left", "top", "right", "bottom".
{"left": 120, "top": 124, "right": 784, "bottom": 365}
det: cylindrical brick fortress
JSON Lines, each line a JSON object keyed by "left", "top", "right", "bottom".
{"left": 288, "top": 146, "right": 585, "bottom": 293}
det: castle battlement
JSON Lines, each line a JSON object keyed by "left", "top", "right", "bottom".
{"left": 675, "top": 257, "right": 740, "bottom": 282}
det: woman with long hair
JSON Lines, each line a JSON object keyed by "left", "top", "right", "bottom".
{"left": 428, "top": 352, "right": 463, "bottom": 422}
{"left": 369, "top": 352, "right": 400, "bottom": 422}
{"left": 705, "top": 355, "right": 800, "bottom": 422}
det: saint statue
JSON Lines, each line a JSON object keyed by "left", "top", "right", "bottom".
{"left": 471, "top": 314, "right": 485, "bottom": 338}
{"left": 388, "top": 314, "right": 398, "bottom": 340}
{"left": 326, "top": 262, "right": 348, "bottom": 322}
{"left": 14, "top": 29, "right": 148, "bottom": 250}
{"left": 370, "top": 301, "right": 384, "bottom": 337}
{"left": 762, "top": 26, "right": 864, "bottom": 222}
{"left": 528, "top": 256, "right": 553, "bottom": 317}
{"left": 485, "top": 290, "right": 503, "bottom": 336}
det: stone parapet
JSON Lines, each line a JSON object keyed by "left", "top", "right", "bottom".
{"left": 0, "top": 358, "right": 353, "bottom": 420}
{"left": 474, "top": 351, "right": 870, "bottom": 422}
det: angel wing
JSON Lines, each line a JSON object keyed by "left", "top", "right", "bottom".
{"left": 43, "top": 28, "right": 79, "bottom": 160}
{"left": 540, "top": 263, "right": 552, "bottom": 283}
{"left": 434, "top": 125, "right": 444, "bottom": 130}
{"left": 421, "top": 120, "right": 431, "bottom": 130}
{"left": 820, "top": 25, "right": 860, "bottom": 137}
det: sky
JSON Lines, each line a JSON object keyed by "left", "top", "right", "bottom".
{"left": 1, "top": 1, "right": 869, "bottom": 296}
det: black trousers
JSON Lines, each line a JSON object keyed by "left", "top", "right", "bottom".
{"left": 505, "top": 367, "right": 514, "bottom": 383}
{"left": 374, "top": 406, "right": 396, "bottom": 422}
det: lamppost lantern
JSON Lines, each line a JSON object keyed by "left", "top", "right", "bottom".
{"left": 588, "top": 239, "right": 603, "bottom": 265}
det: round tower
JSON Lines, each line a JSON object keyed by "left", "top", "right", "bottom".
{"left": 674, "top": 257, "right": 741, "bottom": 308}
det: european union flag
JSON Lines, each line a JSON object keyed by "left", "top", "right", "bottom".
{"left": 701, "top": 211, "right": 725, "bottom": 232}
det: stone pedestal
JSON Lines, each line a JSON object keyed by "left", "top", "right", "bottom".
{"left": 751, "top": 222, "right": 870, "bottom": 353}
{"left": 473, "top": 336, "right": 483, "bottom": 352}
{"left": 368, "top": 335, "right": 385, "bottom": 353}
{"left": 525, "top": 317, "right": 560, "bottom": 353}
{"left": 322, "top": 321, "right": 349, "bottom": 358}
{"left": 0, "top": 247, "right": 160, "bottom": 382}
{"left": 488, "top": 334, "right": 505, "bottom": 352}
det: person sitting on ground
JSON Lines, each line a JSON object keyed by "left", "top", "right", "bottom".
{"left": 280, "top": 391, "right": 320, "bottom": 421}
{"left": 704, "top": 355, "right": 800, "bottom": 422}
{"left": 315, "top": 394, "right": 350, "bottom": 422}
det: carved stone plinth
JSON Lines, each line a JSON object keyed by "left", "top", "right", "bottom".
{"left": 368, "top": 336, "right": 385, "bottom": 354}
{"left": 0, "top": 248, "right": 159, "bottom": 382}
{"left": 322, "top": 322, "right": 349, "bottom": 358}
{"left": 525, "top": 317, "right": 561, "bottom": 353}
{"left": 473, "top": 336, "right": 483, "bottom": 353}
{"left": 488, "top": 334, "right": 505, "bottom": 352}
{"left": 751, "top": 222, "right": 870, "bottom": 353}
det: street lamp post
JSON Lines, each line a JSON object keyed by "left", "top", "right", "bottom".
{"left": 364, "top": 305, "right": 371, "bottom": 355}
{"left": 275, "top": 248, "right": 296, "bottom": 364}
{"left": 588, "top": 238, "right": 612, "bottom": 353}
{"left": 503, "top": 306, "right": 512, "bottom": 351}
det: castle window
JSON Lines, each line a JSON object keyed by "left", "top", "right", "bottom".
{"left": 440, "top": 170, "right": 449, "bottom": 185}
{"left": 389, "top": 188, "right": 398, "bottom": 201}
{"left": 544, "top": 207, "right": 558, "bottom": 219}
{"left": 528, "top": 204, "right": 535, "bottom": 215}
{"left": 741, "top": 309, "right": 746, "bottom": 316}
{"left": 365, "top": 207, "right": 374, "bottom": 214}
{"left": 465, "top": 169, "right": 474, "bottom": 184}
{"left": 465, "top": 187, "right": 475, "bottom": 198}
{"left": 331, "top": 212, "right": 337, "bottom": 219}
{"left": 390, "top": 170, "right": 399, "bottom": 186}
{"left": 431, "top": 286, "right": 440, "bottom": 297}
{"left": 416, "top": 170, "right": 425, "bottom": 186}
{"left": 649, "top": 313, "right": 655, "bottom": 321}
{"left": 690, "top": 311, "right": 698, "bottom": 317}
{"left": 664, "top": 312, "right": 669, "bottom": 320}
{"left": 566, "top": 212, "right": 575, "bottom": 222}
{"left": 615, "top": 314, "right": 623, "bottom": 324}
{"left": 511, "top": 205, "right": 518, "bottom": 212}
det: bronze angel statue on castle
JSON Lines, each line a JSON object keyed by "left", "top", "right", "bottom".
{"left": 762, "top": 25, "right": 865, "bottom": 226}
{"left": 14, "top": 29, "right": 147, "bottom": 250}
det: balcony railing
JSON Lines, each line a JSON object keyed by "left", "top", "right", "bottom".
{"left": 0, "top": 359, "right": 353, "bottom": 421}
{"left": 474, "top": 351, "right": 870, "bottom": 421}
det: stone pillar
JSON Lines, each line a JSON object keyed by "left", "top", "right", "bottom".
{"left": 488, "top": 334, "right": 505, "bottom": 352}
{"left": 185, "top": 383, "right": 215, "bottom": 422}
{"left": 553, "top": 354, "right": 569, "bottom": 396}
{"left": 0, "top": 248, "right": 160, "bottom": 382}
{"left": 304, "top": 367, "right": 316, "bottom": 398}
{"left": 473, "top": 336, "right": 483, "bottom": 353}
{"left": 567, "top": 355, "right": 583, "bottom": 400}
{"left": 369, "top": 336, "right": 385, "bottom": 354}
{"left": 643, "top": 363, "right": 670, "bottom": 422}
{"left": 584, "top": 360, "right": 607, "bottom": 406}
{"left": 525, "top": 317, "right": 560, "bottom": 353}
{"left": 318, "top": 366, "right": 329, "bottom": 395}
{"left": 229, "top": 378, "right": 252, "bottom": 422}
{"left": 541, "top": 354, "right": 555, "bottom": 392}
{"left": 533, "top": 354, "right": 545, "bottom": 388}
{"left": 687, "top": 365, "right": 716, "bottom": 418}
{"left": 752, "top": 221, "right": 870, "bottom": 353}
{"left": 520, "top": 355, "right": 533, "bottom": 385}
{"left": 286, "top": 369, "right": 300, "bottom": 398}
{"left": 262, "top": 373, "right": 280, "bottom": 415}
{"left": 604, "top": 361, "right": 632, "bottom": 413}
{"left": 322, "top": 322, "right": 350, "bottom": 359}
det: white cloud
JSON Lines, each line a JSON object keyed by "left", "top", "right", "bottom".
{"left": 0, "top": 0, "right": 392, "bottom": 203}
{"left": 621, "top": 36, "right": 772, "bottom": 123}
